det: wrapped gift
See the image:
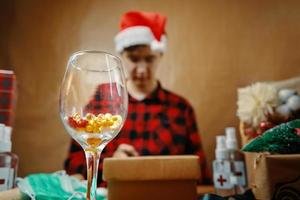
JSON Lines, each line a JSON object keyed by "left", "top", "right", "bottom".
{"left": 245, "top": 153, "right": 300, "bottom": 200}
{"left": 103, "top": 155, "right": 200, "bottom": 200}
{"left": 241, "top": 119, "right": 300, "bottom": 199}
{"left": 237, "top": 78, "right": 300, "bottom": 199}
{"left": 0, "top": 70, "right": 17, "bottom": 126}
{"left": 237, "top": 77, "right": 300, "bottom": 146}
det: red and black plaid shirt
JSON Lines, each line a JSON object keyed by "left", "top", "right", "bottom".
{"left": 64, "top": 82, "right": 211, "bottom": 185}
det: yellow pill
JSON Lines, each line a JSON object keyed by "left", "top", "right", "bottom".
{"left": 95, "top": 119, "right": 102, "bottom": 126}
{"left": 73, "top": 113, "right": 80, "bottom": 117}
{"left": 110, "top": 123, "right": 120, "bottom": 130}
{"left": 97, "top": 113, "right": 104, "bottom": 119}
{"left": 87, "top": 138, "right": 102, "bottom": 148}
{"left": 95, "top": 121, "right": 101, "bottom": 127}
{"left": 96, "top": 117, "right": 104, "bottom": 124}
{"left": 107, "top": 120, "right": 114, "bottom": 126}
{"left": 113, "top": 115, "right": 122, "bottom": 123}
{"left": 112, "top": 116, "right": 118, "bottom": 121}
{"left": 104, "top": 113, "right": 112, "bottom": 119}
{"left": 85, "top": 113, "right": 95, "bottom": 120}
{"left": 93, "top": 127, "right": 99, "bottom": 133}
{"left": 92, "top": 122, "right": 99, "bottom": 127}
{"left": 88, "top": 118, "right": 96, "bottom": 125}
{"left": 114, "top": 121, "right": 120, "bottom": 127}
{"left": 101, "top": 119, "right": 108, "bottom": 127}
{"left": 86, "top": 125, "right": 93, "bottom": 133}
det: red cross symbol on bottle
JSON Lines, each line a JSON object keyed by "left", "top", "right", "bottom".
{"left": 235, "top": 171, "right": 243, "bottom": 176}
{"left": 217, "top": 175, "right": 227, "bottom": 186}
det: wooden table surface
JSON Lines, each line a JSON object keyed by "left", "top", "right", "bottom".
{"left": 0, "top": 185, "right": 215, "bottom": 199}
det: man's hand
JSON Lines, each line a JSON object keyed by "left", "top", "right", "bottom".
{"left": 113, "top": 144, "right": 139, "bottom": 158}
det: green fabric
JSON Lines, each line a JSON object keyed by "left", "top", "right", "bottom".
{"left": 242, "top": 119, "right": 300, "bottom": 154}
{"left": 17, "top": 171, "right": 106, "bottom": 200}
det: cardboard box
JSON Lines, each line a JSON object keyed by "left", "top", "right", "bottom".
{"left": 103, "top": 155, "right": 200, "bottom": 200}
{"left": 245, "top": 153, "right": 300, "bottom": 200}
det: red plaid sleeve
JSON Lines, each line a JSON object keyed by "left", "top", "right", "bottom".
{"left": 64, "top": 140, "right": 118, "bottom": 187}
{"left": 64, "top": 140, "right": 86, "bottom": 176}
{"left": 184, "top": 102, "right": 211, "bottom": 184}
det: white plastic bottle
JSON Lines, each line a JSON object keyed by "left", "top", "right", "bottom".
{"left": 0, "top": 124, "right": 18, "bottom": 191}
{"left": 213, "top": 136, "right": 235, "bottom": 196}
{"left": 225, "top": 127, "right": 247, "bottom": 194}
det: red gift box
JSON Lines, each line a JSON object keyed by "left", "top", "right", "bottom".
{"left": 0, "top": 70, "right": 17, "bottom": 126}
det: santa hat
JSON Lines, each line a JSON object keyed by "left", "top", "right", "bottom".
{"left": 114, "top": 11, "right": 167, "bottom": 53}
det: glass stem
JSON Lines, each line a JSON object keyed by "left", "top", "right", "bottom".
{"left": 85, "top": 149, "right": 101, "bottom": 200}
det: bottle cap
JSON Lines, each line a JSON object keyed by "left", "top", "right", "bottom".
{"left": 0, "top": 123, "right": 12, "bottom": 152}
{"left": 215, "top": 135, "right": 229, "bottom": 160}
{"left": 225, "top": 127, "right": 238, "bottom": 150}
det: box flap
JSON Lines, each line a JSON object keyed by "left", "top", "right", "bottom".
{"left": 103, "top": 155, "right": 201, "bottom": 181}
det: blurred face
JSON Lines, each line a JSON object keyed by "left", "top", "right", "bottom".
{"left": 121, "top": 45, "right": 162, "bottom": 89}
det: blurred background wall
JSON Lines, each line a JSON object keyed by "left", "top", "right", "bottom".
{"left": 1, "top": 0, "right": 300, "bottom": 177}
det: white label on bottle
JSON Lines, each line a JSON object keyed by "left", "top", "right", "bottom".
{"left": 0, "top": 167, "right": 10, "bottom": 191}
{"left": 8, "top": 169, "right": 14, "bottom": 189}
{"left": 213, "top": 161, "right": 233, "bottom": 189}
{"left": 234, "top": 161, "right": 246, "bottom": 186}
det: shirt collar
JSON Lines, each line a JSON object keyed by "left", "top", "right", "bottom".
{"left": 129, "top": 81, "right": 167, "bottom": 104}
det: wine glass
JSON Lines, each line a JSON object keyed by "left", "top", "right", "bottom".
{"left": 59, "top": 50, "right": 128, "bottom": 200}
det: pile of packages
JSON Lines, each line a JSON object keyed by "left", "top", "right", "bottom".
{"left": 237, "top": 79, "right": 300, "bottom": 200}
{"left": 237, "top": 82, "right": 300, "bottom": 144}
{"left": 242, "top": 119, "right": 300, "bottom": 154}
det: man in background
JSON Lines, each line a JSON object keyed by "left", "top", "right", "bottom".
{"left": 65, "top": 10, "right": 211, "bottom": 185}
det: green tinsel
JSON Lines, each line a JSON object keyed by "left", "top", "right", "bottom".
{"left": 242, "top": 119, "right": 300, "bottom": 154}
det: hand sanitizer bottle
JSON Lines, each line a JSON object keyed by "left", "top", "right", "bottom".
{"left": 213, "top": 135, "right": 235, "bottom": 196}
{"left": 225, "top": 127, "right": 247, "bottom": 194}
{"left": 0, "top": 124, "right": 19, "bottom": 191}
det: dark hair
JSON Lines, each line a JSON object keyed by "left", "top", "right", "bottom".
{"left": 123, "top": 44, "right": 148, "bottom": 52}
